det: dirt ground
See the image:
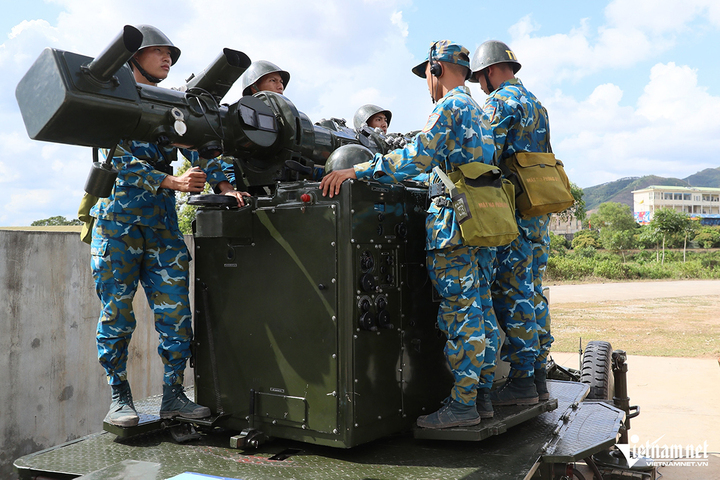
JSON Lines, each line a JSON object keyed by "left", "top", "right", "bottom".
{"left": 548, "top": 279, "right": 720, "bottom": 358}
{"left": 550, "top": 296, "right": 720, "bottom": 357}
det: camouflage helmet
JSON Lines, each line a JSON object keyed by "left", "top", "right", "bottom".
{"left": 134, "top": 24, "right": 181, "bottom": 65}
{"left": 353, "top": 104, "right": 392, "bottom": 131}
{"left": 240, "top": 60, "right": 290, "bottom": 96}
{"left": 412, "top": 40, "right": 471, "bottom": 79}
{"left": 325, "top": 144, "right": 374, "bottom": 173}
{"left": 468, "top": 40, "right": 521, "bottom": 83}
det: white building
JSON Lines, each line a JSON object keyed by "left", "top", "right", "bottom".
{"left": 631, "top": 185, "right": 720, "bottom": 225}
{"left": 549, "top": 214, "right": 583, "bottom": 239}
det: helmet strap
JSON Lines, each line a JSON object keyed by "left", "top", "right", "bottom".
{"left": 483, "top": 69, "right": 495, "bottom": 93}
{"left": 130, "top": 57, "right": 163, "bottom": 85}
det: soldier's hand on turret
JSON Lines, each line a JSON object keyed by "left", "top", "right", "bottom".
{"left": 385, "top": 133, "right": 407, "bottom": 150}
{"left": 217, "top": 181, "right": 251, "bottom": 207}
{"left": 320, "top": 168, "right": 357, "bottom": 198}
{"left": 161, "top": 166, "right": 207, "bottom": 193}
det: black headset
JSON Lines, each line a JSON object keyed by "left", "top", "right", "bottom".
{"left": 429, "top": 42, "right": 443, "bottom": 78}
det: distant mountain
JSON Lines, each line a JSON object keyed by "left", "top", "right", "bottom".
{"left": 684, "top": 167, "right": 720, "bottom": 188}
{"left": 583, "top": 176, "right": 689, "bottom": 211}
{"left": 583, "top": 168, "right": 720, "bottom": 211}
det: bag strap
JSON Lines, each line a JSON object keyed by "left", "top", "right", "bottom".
{"left": 432, "top": 166, "right": 457, "bottom": 197}
{"left": 545, "top": 109, "right": 553, "bottom": 154}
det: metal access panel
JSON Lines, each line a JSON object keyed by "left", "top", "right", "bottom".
{"left": 193, "top": 192, "right": 340, "bottom": 438}
{"left": 192, "top": 180, "right": 451, "bottom": 448}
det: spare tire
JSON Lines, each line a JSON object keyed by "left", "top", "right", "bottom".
{"left": 581, "top": 340, "right": 614, "bottom": 400}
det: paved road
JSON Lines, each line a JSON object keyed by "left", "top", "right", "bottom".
{"left": 548, "top": 279, "right": 720, "bottom": 304}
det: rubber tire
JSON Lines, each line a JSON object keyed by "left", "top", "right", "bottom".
{"left": 581, "top": 340, "right": 614, "bottom": 400}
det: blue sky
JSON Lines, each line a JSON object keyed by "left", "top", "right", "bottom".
{"left": 1, "top": 0, "right": 719, "bottom": 226}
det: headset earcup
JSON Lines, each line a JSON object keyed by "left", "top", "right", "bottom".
{"left": 431, "top": 62, "right": 442, "bottom": 77}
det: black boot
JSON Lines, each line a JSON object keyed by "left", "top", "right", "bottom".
{"left": 476, "top": 389, "right": 494, "bottom": 419}
{"left": 490, "top": 376, "right": 539, "bottom": 406}
{"left": 535, "top": 368, "right": 550, "bottom": 401}
{"left": 104, "top": 380, "right": 139, "bottom": 427}
{"left": 160, "top": 384, "right": 211, "bottom": 419}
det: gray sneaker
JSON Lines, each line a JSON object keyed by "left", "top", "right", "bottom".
{"left": 417, "top": 397, "right": 481, "bottom": 429}
{"left": 534, "top": 368, "right": 550, "bottom": 401}
{"left": 104, "top": 380, "right": 139, "bottom": 427}
{"left": 490, "top": 376, "right": 539, "bottom": 406}
{"left": 160, "top": 384, "right": 211, "bottom": 419}
{"left": 476, "top": 389, "right": 494, "bottom": 419}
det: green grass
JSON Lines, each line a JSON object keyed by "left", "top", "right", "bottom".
{"left": 546, "top": 249, "right": 720, "bottom": 282}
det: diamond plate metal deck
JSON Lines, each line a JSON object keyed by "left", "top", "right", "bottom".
{"left": 14, "top": 381, "right": 622, "bottom": 480}
{"left": 413, "top": 398, "right": 559, "bottom": 441}
{"left": 101, "top": 386, "right": 221, "bottom": 439}
{"left": 541, "top": 401, "right": 625, "bottom": 463}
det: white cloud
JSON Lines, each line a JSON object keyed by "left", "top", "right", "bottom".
{"left": 2, "top": 0, "right": 720, "bottom": 225}
{"left": 508, "top": 0, "right": 718, "bottom": 95}
{"left": 496, "top": 1, "right": 720, "bottom": 189}
{"left": 8, "top": 19, "right": 55, "bottom": 41}
{"left": 554, "top": 62, "right": 720, "bottom": 187}
{"left": 391, "top": 11, "right": 409, "bottom": 38}
{"left": 0, "top": 0, "right": 427, "bottom": 226}
{"left": 604, "top": 0, "right": 717, "bottom": 33}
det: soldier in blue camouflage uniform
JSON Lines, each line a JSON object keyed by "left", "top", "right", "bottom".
{"left": 321, "top": 40, "right": 498, "bottom": 428}
{"left": 91, "top": 25, "right": 249, "bottom": 427}
{"left": 532, "top": 222, "right": 553, "bottom": 376}
{"left": 470, "top": 40, "right": 553, "bottom": 405}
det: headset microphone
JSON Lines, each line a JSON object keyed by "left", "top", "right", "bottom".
{"left": 428, "top": 42, "right": 442, "bottom": 103}
{"left": 429, "top": 43, "right": 442, "bottom": 78}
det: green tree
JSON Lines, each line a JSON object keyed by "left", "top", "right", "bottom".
{"left": 587, "top": 202, "right": 637, "bottom": 258}
{"left": 549, "top": 231, "right": 568, "bottom": 256}
{"left": 650, "top": 208, "right": 697, "bottom": 264}
{"left": 680, "top": 218, "right": 700, "bottom": 262}
{"left": 555, "top": 182, "right": 587, "bottom": 222}
{"left": 571, "top": 229, "right": 601, "bottom": 250}
{"left": 31, "top": 216, "right": 82, "bottom": 226}
{"left": 636, "top": 224, "right": 662, "bottom": 258}
{"left": 175, "top": 159, "right": 213, "bottom": 235}
{"left": 587, "top": 202, "right": 637, "bottom": 233}
{"left": 694, "top": 225, "right": 720, "bottom": 249}
{"left": 604, "top": 230, "right": 635, "bottom": 262}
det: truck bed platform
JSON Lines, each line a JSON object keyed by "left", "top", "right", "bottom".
{"left": 14, "top": 381, "right": 625, "bottom": 480}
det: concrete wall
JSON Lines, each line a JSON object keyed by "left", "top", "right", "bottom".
{"left": 0, "top": 229, "right": 195, "bottom": 479}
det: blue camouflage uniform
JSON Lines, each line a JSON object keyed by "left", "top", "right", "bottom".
{"left": 90, "top": 141, "right": 230, "bottom": 387}
{"left": 219, "top": 155, "right": 237, "bottom": 188}
{"left": 353, "top": 81, "right": 498, "bottom": 406}
{"left": 483, "top": 78, "right": 554, "bottom": 378}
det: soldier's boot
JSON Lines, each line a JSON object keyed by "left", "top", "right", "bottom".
{"left": 104, "top": 380, "right": 139, "bottom": 427}
{"left": 476, "top": 389, "right": 494, "bottom": 419}
{"left": 417, "top": 397, "right": 482, "bottom": 429}
{"left": 490, "top": 376, "right": 539, "bottom": 406}
{"left": 160, "top": 384, "right": 211, "bottom": 419}
{"left": 535, "top": 368, "right": 550, "bottom": 401}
